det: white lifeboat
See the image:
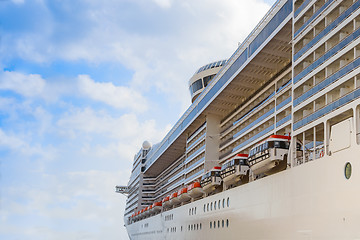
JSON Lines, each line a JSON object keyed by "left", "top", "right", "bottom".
{"left": 248, "top": 135, "right": 290, "bottom": 175}
{"left": 162, "top": 196, "right": 171, "bottom": 208}
{"left": 221, "top": 153, "right": 249, "bottom": 188}
{"left": 178, "top": 187, "right": 191, "bottom": 202}
{"left": 170, "top": 191, "right": 180, "bottom": 205}
{"left": 200, "top": 166, "right": 222, "bottom": 194}
{"left": 187, "top": 182, "right": 204, "bottom": 198}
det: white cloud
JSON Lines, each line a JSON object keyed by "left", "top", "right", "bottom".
{"left": 0, "top": 70, "right": 45, "bottom": 97}
{"left": 152, "top": 0, "right": 172, "bottom": 8}
{"left": 78, "top": 74, "right": 148, "bottom": 112}
{"left": 0, "top": 128, "right": 54, "bottom": 159}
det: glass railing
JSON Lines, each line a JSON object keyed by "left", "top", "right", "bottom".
{"left": 233, "top": 108, "right": 275, "bottom": 139}
{"left": 294, "top": 27, "right": 360, "bottom": 85}
{"left": 276, "top": 79, "right": 291, "bottom": 93}
{"left": 184, "top": 169, "right": 205, "bottom": 184}
{"left": 294, "top": 87, "right": 360, "bottom": 130}
{"left": 186, "top": 132, "right": 206, "bottom": 152}
{"left": 185, "top": 156, "right": 205, "bottom": 173}
{"left": 294, "top": 0, "right": 334, "bottom": 38}
{"left": 231, "top": 125, "right": 275, "bottom": 153}
{"left": 276, "top": 96, "right": 292, "bottom": 110}
{"left": 276, "top": 114, "right": 291, "bottom": 127}
{"left": 294, "top": 0, "right": 360, "bottom": 61}
{"left": 294, "top": 57, "right": 360, "bottom": 106}
{"left": 185, "top": 145, "right": 206, "bottom": 164}
{"left": 294, "top": 0, "right": 312, "bottom": 18}
{"left": 225, "top": 91, "right": 275, "bottom": 134}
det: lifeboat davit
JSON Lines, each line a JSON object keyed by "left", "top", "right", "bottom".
{"left": 170, "top": 191, "right": 180, "bottom": 205}
{"left": 178, "top": 187, "right": 191, "bottom": 202}
{"left": 187, "top": 182, "right": 204, "bottom": 198}
{"left": 162, "top": 196, "right": 171, "bottom": 208}
{"left": 151, "top": 201, "right": 162, "bottom": 213}
{"left": 221, "top": 153, "right": 249, "bottom": 188}
{"left": 201, "top": 166, "right": 222, "bottom": 194}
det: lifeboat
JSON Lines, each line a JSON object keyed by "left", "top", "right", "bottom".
{"left": 162, "top": 196, "right": 171, "bottom": 208}
{"left": 178, "top": 187, "right": 191, "bottom": 202}
{"left": 221, "top": 153, "right": 249, "bottom": 188}
{"left": 151, "top": 201, "right": 162, "bottom": 213}
{"left": 187, "top": 182, "right": 204, "bottom": 198}
{"left": 200, "top": 166, "right": 222, "bottom": 194}
{"left": 248, "top": 135, "right": 291, "bottom": 175}
{"left": 170, "top": 191, "right": 180, "bottom": 205}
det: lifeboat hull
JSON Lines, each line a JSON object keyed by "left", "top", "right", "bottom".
{"left": 250, "top": 157, "right": 287, "bottom": 175}
{"left": 170, "top": 197, "right": 180, "bottom": 205}
{"left": 152, "top": 206, "right": 162, "bottom": 213}
{"left": 188, "top": 187, "right": 204, "bottom": 198}
{"left": 178, "top": 192, "right": 191, "bottom": 202}
{"left": 162, "top": 201, "right": 171, "bottom": 208}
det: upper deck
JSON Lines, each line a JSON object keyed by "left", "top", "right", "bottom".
{"left": 144, "top": 0, "right": 293, "bottom": 176}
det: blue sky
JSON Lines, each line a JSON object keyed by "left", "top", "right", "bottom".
{"left": 0, "top": 0, "right": 276, "bottom": 239}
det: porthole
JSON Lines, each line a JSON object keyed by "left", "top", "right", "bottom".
{"left": 197, "top": 223, "right": 199, "bottom": 230}
{"left": 218, "top": 200, "right": 221, "bottom": 209}
{"left": 218, "top": 220, "right": 220, "bottom": 228}
{"left": 191, "top": 225, "right": 193, "bottom": 231}
{"left": 227, "top": 197, "right": 230, "bottom": 207}
{"left": 222, "top": 199, "right": 225, "bottom": 208}
{"left": 189, "top": 209, "right": 191, "bottom": 215}
{"left": 207, "top": 203, "right": 209, "bottom": 211}
{"left": 210, "top": 222, "right": 212, "bottom": 229}
{"left": 214, "top": 221, "right": 216, "bottom": 228}
{"left": 211, "top": 202, "right": 213, "bottom": 211}
{"left": 192, "top": 208, "right": 194, "bottom": 215}
{"left": 345, "top": 162, "right": 352, "bottom": 179}
{"left": 188, "top": 225, "right": 190, "bottom": 231}
{"left": 222, "top": 220, "right": 224, "bottom": 228}
{"left": 226, "top": 219, "right": 229, "bottom": 227}
{"left": 181, "top": 226, "right": 183, "bottom": 231}
{"left": 203, "top": 204, "right": 206, "bottom": 212}
{"left": 214, "top": 201, "right": 217, "bottom": 210}
{"left": 200, "top": 223, "right": 202, "bottom": 229}
{"left": 195, "top": 207, "right": 197, "bottom": 215}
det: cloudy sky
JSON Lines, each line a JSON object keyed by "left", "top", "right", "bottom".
{"left": 0, "top": 0, "right": 276, "bottom": 239}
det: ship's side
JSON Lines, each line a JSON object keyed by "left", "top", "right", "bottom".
{"left": 116, "top": 0, "right": 360, "bottom": 239}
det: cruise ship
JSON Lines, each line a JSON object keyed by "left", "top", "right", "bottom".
{"left": 116, "top": 0, "right": 360, "bottom": 239}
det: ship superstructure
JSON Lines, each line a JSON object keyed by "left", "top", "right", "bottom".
{"left": 116, "top": 0, "right": 360, "bottom": 239}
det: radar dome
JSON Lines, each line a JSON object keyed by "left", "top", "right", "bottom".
{"left": 142, "top": 141, "right": 152, "bottom": 150}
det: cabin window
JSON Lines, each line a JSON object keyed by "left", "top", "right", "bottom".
{"left": 207, "top": 203, "right": 209, "bottom": 211}
{"left": 218, "top": 200, "right": 221, "bottom": 209}
{"left": 210, "top": 222, "right": 212, "bottom": 229}
{"left": 222, "top": 220, "right": 224, "bottom": 228}
{"left": 227, "top": 197, "right": 230, "bottom": 207}
{"left": 200, "top": 223, "right": 202, "bottom": 230}
{"left": 218, "top": 220, "right": 220, "bottom": 228}
{"left": 213, "top": 221, "right": 216, "bottom": 228}
{"left": 222, "top": 199, "right": 225, "bottom": 208}
{"left": 226, "top": 219, "right": 229, "bottom": 227}
{"left": 211, "top": 202, "right": 213, "bottom": 211}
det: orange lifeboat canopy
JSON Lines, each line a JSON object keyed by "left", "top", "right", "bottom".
{"left": 152, "top": 201, "right": 162, "bottom": 212}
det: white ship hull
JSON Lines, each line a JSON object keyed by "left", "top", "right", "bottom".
{"left": 127, "top": 144, "right": 360, "bottom": 239}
